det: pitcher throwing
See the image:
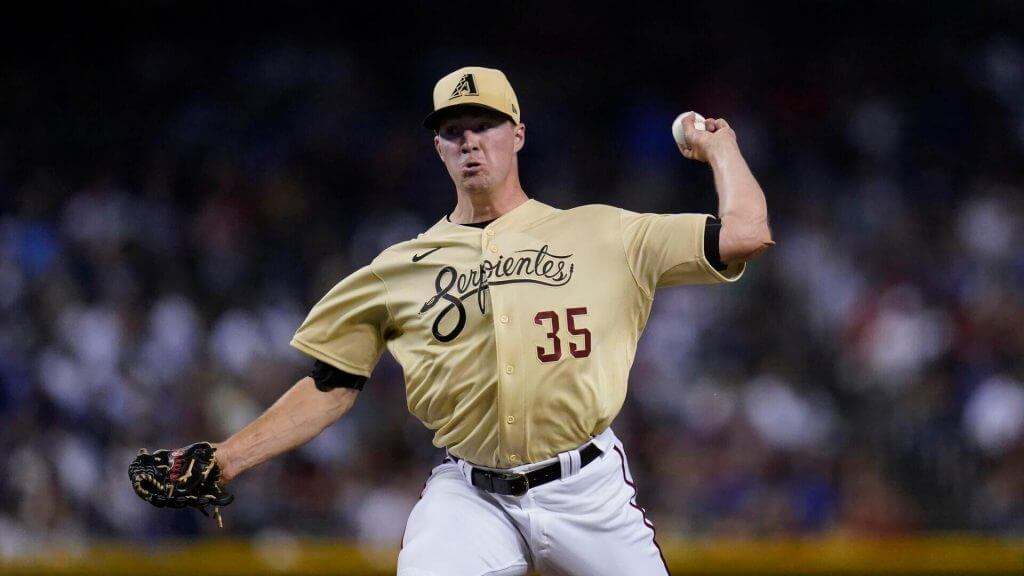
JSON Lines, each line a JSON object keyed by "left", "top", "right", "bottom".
{"left": 130, "top": 66, "right": 773, "bottom": 575}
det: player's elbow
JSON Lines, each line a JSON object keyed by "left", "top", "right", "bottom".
{"left": 322, "top": 385, "right": 360, "bottom": 421}
{"left": 298, "top": 375, "right": 360, "bottom": 427}
{"left": 720, "top": 222, "right": 774, "bottom": 263}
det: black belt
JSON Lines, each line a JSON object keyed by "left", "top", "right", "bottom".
{"left": 455, "top": 443, "right": 603, "bottom": 497}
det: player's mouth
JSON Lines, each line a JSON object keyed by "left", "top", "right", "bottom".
{"left": 461, "top": 161, "right": 483, "bottom": 174}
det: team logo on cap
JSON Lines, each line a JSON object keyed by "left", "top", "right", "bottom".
{"left": 448, "top": 74, "right": 478, "bottom": 100}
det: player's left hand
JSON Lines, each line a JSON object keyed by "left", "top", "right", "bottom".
{"left": 129, "top": 441, "right": 234, "bottom": 526}
{"left": 678, "top": 115, "right": 740, "bottom": 164}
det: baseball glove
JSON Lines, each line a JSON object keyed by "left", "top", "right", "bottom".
{"left": 129, "top": 442, "right": 234, "bottom": 526}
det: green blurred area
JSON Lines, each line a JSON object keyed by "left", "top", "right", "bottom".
{"left": 2, "top": 536, "right": 1022, "bottom": 575}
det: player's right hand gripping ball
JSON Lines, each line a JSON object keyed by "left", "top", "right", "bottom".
{"left": 129, "top": 442, "right": 234, "bottom": 523}
{"left": 672, "top": 111, "right": 706, "bottom": 149}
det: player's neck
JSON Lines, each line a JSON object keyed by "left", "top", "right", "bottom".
{"left": 450, "top": 183, "right": 529, "bottom": 225}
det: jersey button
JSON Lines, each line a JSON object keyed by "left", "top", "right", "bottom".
{"left": 485, "top": 229, "right": 495, "bottom": 237}
{"left": 509, "top": 454, "right": 521, "bottom": 464}
{"left": 504, "top": 365, "right": 514, "bottom": 374}
{"left": 499, "top": 314, "right": 509, "bottom": 324}
{"left": 505, "top": 415, "right": 516, "bottom": 424}
{"left": 489, "top": 245, "right": 499, "bottom": 253}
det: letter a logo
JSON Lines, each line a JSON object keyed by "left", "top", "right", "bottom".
{"left": 448, "top": 74, "right": 478, "bottom": 100}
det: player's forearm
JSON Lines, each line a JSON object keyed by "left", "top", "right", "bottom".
{"left": 214, "top": 376, "right": 358, "bottom": 484}
{"left": 709, "top": 146, "right": 774, "bottom": 263}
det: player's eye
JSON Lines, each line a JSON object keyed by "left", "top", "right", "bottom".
{"left": 477, "top": 122, "right": 492, "bottom": 132}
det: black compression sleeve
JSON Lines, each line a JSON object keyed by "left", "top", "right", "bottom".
{"left": 310, "top": 360, "right": 367, "bottom": 391}
{"left": 704, "top": 217, "right": 728, "bottom": 271}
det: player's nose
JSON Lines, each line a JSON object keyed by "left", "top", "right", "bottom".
{"left": 459, "top": 130, "right": 481, "bottom": 152}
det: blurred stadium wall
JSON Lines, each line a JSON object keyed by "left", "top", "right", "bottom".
{"left": 2, "top": 538, "right": 1024, "bottom": 575}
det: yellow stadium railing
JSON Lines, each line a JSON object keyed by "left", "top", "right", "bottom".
{"left": 2, "top": 536, "right": 1023, "bottom": 575}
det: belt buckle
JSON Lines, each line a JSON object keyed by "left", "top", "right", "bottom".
{"left": 494, "top": 471, "right": 529, "bottom": 496}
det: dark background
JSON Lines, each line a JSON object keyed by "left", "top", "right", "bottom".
{"left": 1, "top": 1, "right": 1023, "bottom": 552}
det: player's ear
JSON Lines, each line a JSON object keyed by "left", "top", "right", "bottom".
{"left": 513, "top": 123, "right": 525, "bottom": 153}
{"left": 433, "top": 133, "right": 442, "bottom": 158}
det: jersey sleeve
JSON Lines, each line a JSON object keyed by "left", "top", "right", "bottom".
{"left": 290, "top": 264, "right": 391, "bottom": 378}
{"left": 620, "top": 210, "right": 744, "bottom": 296}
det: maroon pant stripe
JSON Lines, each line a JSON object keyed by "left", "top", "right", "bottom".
{"left": 613, "top": 445, "right": 671, "bottom": 576}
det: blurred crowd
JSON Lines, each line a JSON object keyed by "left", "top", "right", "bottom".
{"left": 2, "top": 5, "right": 1023, "bottom": 556}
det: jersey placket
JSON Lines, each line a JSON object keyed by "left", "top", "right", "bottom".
{"left": 484, "top": 226, "right": 527, "bottom": 467}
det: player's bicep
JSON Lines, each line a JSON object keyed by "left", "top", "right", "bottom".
{"left": 718, "top": 218, "right": 775, "bottom": 264}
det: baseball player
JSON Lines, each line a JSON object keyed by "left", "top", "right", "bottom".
{"left": 130, "top": 66, "right": 772, "bottom": 575}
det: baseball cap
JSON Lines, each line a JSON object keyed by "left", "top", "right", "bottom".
{"left": 423, "top": 66, "right": 521, "bottom": 130}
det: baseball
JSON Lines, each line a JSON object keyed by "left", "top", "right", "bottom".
{"left": 672, "top": 111, "right": 706, "bottom": 148}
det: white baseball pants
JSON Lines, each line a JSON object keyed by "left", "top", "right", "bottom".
{"left": 397, "top": 428, "right": 670, "bottom": 576}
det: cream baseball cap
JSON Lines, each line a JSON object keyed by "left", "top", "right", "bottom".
{"left": 423, "top": 66, "right": 521, "bottom": 130}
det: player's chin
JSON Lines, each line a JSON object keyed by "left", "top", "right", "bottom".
{"left": 460, "top": 174, "right": 492, "bottom": 192}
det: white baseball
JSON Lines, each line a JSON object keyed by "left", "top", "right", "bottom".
{"left": 672, "top": 112, "right": 706, "bottom": 148}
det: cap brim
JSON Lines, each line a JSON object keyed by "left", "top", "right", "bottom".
{"left": 423, "top": 103, "right": 516, "bottom": 130}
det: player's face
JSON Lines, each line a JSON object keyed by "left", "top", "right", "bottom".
{"left": 434, "top": 110, "right": 525, "bottom": 194}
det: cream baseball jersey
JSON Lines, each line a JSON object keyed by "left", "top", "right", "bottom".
{"left": 291, "top": 199, "right": 743, "bottom": 468}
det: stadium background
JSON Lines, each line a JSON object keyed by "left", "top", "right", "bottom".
{"left": 1, "top": 2, "right": 1023, "bottom": 574}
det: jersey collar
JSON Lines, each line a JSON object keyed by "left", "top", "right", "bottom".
{"left": 426, "top": 199, "right": 555, "bottom": 237}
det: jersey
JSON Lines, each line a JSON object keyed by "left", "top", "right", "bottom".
{"left": 290, "top": 199, "right": 744, "bottom": 468}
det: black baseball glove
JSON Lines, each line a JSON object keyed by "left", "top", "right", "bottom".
{"left": 129, "top": 442, "right": 234, "bottom": 526}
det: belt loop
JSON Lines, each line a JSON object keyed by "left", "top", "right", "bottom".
{"left": 569, "top": 448, "right": 582, "bottom": 476}
{"left": 458, "top": 458, "right": 472, "bottom": 484}
{"left": 592, "top": 427, "right": 615, "bottom": 454}
{"left": 558, "top": 452, "right": 572, "bottom": 478}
